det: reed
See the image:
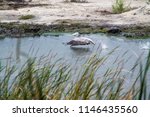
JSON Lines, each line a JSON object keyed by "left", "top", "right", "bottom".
{"left": 0, "top": 51, "right": 150, "bottom": 100}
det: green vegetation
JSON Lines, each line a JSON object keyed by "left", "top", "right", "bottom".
{"left": 0, "top": 35, "right": 5, "bottom": 40}
{"left": 0, "top": 22, "right": 150, "bottom": 38}
{"left": 112, "top": 0, "right": 130, "bottom": 14}
{"left": 0, "top": 50, "right": 150, "bottom": 100}
{"left": 19, "top": 15, "right": 35, "bottom": 20}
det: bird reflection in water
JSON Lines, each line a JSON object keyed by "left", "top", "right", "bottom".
{"left": 70, "top": 46, "right": 91, "bottom": 56}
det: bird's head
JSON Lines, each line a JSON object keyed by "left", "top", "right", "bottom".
{"left": 72, "top": 32, "right": 80, "bottom": 37}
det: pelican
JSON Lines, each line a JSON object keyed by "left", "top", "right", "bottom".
{"left": 67, "top": 32, "right": 95, "bottom": 46}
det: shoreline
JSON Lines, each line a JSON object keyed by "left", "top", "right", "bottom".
{"left": 0, "top": 0, "right": 150, "bottom": 39}
{"left": 0, "top": 21, "right": 150, "bottom": 39}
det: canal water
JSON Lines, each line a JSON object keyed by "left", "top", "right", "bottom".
{"left": 0, "top": 33, "right": 150, "bottom": 88}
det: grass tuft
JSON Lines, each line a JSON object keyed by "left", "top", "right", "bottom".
{"left": 112, "top": 0, "right": 131, "bottom": 14}
{"left": 19, "top": 15, "right": 35, "bottom": 20}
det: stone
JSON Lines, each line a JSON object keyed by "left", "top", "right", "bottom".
{"left": 107, "top": 27, "right": 122, "bottom": 34}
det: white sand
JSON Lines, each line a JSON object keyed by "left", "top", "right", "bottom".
{"left": 0, "top": 0, "right": 149, "bottom": 27}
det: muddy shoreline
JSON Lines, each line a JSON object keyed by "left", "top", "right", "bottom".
{"left": 0, "top": 21, "right": 150, "bottom": 39}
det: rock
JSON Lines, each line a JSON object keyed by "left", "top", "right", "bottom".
{"left": 107, "top": 27, "right": 122, "bottom": 34}
{"left": 123, "top": 32, "right": 146, "bottom": 38}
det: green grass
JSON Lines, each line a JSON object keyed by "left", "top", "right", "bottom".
{"left": 112, "top": 0, "right": 131, "bottom": 14}
{"left": 19, "top": 15, "right": 35, "bottom": 20}
{"left": 0, "top": 50, "right": 150, "bottom": 100}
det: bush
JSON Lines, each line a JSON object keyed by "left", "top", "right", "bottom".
{"left": 112, "top": 0, "right": 130, "bottom": 14}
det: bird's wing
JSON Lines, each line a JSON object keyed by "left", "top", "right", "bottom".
{"left": 72, "top": 37, "right": 95, "bottom": 45}
{"left": 80, "top": 37, "right": 95, "bottom": 44}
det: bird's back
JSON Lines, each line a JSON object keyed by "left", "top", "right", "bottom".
{"left": 67, "top": 36, "right": 95, "bottom": 46}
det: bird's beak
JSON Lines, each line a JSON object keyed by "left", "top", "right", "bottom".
{"left": 90, "top": 41, "right": 95, "bottom": 45}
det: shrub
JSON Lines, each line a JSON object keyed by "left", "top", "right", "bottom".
{"left": 19, "top": 15, "right": 35, "bottom": 20}
{"left": 112, "top": 0, "right": 130, "bottom": 14}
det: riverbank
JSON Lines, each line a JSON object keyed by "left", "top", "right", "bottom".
{"left": 0, "top": 0, "right": 150, "bottom": 38}
{"left": 0, "top": 21, "right": 150, "bottom": 38}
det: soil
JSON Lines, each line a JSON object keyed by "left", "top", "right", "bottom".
{"left": 0, "top": 0, "right": 150, "bottom": 38}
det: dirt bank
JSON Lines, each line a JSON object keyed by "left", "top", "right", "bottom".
{"left": 0, "top": 0, "right": 150, "bottom": 38}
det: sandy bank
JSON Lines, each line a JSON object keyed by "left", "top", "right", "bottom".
{"left": 0, "top": 0, "right": 150, "bottom": 38}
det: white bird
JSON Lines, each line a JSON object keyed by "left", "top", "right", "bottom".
{"left": 67, "top": 32, "right": 95, "bottom": 46}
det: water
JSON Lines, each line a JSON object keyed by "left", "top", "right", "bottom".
{"left": 0, "top": 33, "right": 150, "bottom": 88}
